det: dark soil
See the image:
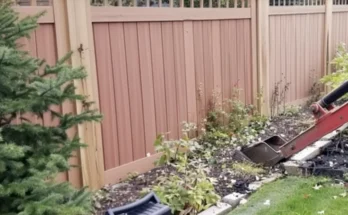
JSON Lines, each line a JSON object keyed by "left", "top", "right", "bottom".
{"left": 305, "top": 131, "right": 348, "bottom": 179}
{"left": 93, "top": 107, "right": 315, "bottom": 215}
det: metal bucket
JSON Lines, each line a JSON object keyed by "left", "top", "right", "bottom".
{"left": 234, "top": 136, "right": 287, "bottom": 166}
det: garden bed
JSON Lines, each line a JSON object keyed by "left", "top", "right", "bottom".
{"left": 93, "top": 106, "right": 314, "bottom": 215}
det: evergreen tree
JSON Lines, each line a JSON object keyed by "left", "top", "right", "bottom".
{"left": 0, "top": 2, "right": 102, "bottom": 214}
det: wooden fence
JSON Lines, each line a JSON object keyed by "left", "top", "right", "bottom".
{"left": 11, "top": 0, "right": 348, "bottom": 189}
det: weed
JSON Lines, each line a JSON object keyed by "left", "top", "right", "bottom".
{"left": 126, "top": 171, "right": 139, "bottom": 181}
{"left": 344, "top": 173, "right": 348, "bottom": 181}
{"left": 232, "top": 162, "right": 265, "bottom": 176}
{"left": 202, "top": 88, "right": 267, "bottom": 146}
{"left": 281, "top": 105, "right": 301, "bottom": 117}
{"left": 270, "top": 74, "right": 291, "bottom": 117}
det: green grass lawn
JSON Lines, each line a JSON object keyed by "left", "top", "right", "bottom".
{"left": 230, "top": 176, "right": 348, "bottom": 215}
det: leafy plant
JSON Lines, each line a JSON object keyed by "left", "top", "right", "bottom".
{"left": 152, "top": 167, "right": 220, "bottom": 215}
{"left": 149, "top": 124, "right": 220, "bottom": 214}
{"left": 321, "top": 43, "right": 348, "bottom": 101}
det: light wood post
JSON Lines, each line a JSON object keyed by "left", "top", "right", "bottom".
{"left": 256, "top": 0, "right": 270, "bottom": 115}
{"left": 250, "top": 0, "right": 259, "bottom": 110}
{"left": 64, "top": 0, "right": 105, "bottom": 190}
{"left": 324, "top": 0, "right": 333, "bottom": 93}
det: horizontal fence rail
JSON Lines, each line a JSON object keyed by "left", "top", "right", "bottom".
{"left": 14, "top": 0, "right": 52, "bottom": 6}
{"left": 90, "top": 0, "right": 251, "bottom": 8}
{"left": 269, "top": 0, "right": 324, "bottom": 6}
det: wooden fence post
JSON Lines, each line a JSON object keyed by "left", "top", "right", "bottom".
{"left": 256, "top": 0, "right": 270, "bottom": 115}
{"left": 250, "top": 0, "right": 259, "bottom": 111}
{"left": 52, "top": 0, "right": 83, "bottom": 188}
{"left": 324, "top": 0, "right": 333, "bottom": 93}
{"left": 64, "top": 0, "right": 105, "bottom": 190}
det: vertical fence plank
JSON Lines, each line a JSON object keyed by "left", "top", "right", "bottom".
{"left": 200, "top": 0, "right": 203, "bottom": 8}
{"left": 162, "top": 22, "right": 179, "bottom": 139}
{"left": 212, "top": 20, "right": 222, "bottom": 109}
{"left": 123, "top": 23, "right": 146, "bottom": 160}
{"left": 137, "top": 23, "right": 157, "bottom": 155}
{"left": 93, "top": 24, "right": 119, "bottom": 170}
{"left": 149, "top": 23, "right": 168, "bottom": 135}
{"left": 30, "top": 0, "right": 36, "bottom": 6}
{"left": 173, "top": 22, "right": 188, "bottom": 130}
{"left": 118, "top": 0, "right": 122, "bottom": 7}
{"left": 220, "top": 20, "right": 230, "bottom": 101}
{"left": 109, "top": 23, "right": 133, "bottom": 165}
{"left": 193, "top": 21, "right": 205, "bottom": 130}
{"left": 183, "top": 21, "right": 197, "bottom": 125}
{"left": 244, "top": 19, "right": 252, "bottom": 104}
{"left": 202, "top": 21, "right": 214, "bottom": 109}
{"left": 236, "top": 20, "right": 246, "bottom": 102}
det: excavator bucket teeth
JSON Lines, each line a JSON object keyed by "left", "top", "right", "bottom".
{"left": 234, "top": 136, "right": 286, "bottom": 166}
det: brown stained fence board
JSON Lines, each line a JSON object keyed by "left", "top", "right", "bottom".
{"left": 227, "top": 20, "right": 236, "bottom": 101}
{"left": 220, "top": 20, "right": 230, "bottom": 101}
{"left": 301, "top": 14, "right": 307, "bottom": 98}
{"left": 149, "top": 23, "right": 169, "bottom": 135}
{"left": 202, "top": 21, "right": 214, "bottom": 111}
{"left": 193, "top": 21, "right": 205, "bottom": 129}
{"left": 285, "top": 15, "right": 291, "bottom": 103}
{"left": 137, "top": 22, "right": 157, "bottom": 155}
{"left": 93, "top": 23, "right": 120, "bottom": 170}
{"left": 295, "top": 15, "right": 301, "bottom": 99}
{"left": 162, "top": 22, "right": 179, "bottom": 139}
{"left": 123, "top": 23, "right": 146, "bottom": 161}
{"left": 183, "top": 21, "right": 197, "bottom": 124}
{"left": 243, "top": 19, "right": 252, "bottom": 105}
{"left": 236, "top": 20, "right": 246, "bottom": 103}
{"left": 289, "top": 15, "right": 296, "bottom": 101}
{"left": 269, "top": 16, "right": 276, "bottom": 105}
{"left": 108, "top": 23, "right": 134, "bottom": 165}
{"left": 212, "top": 20, "right": 222, "bottom": 107}
{"left": 173, "top": 22, "right": 188, "bottom": 127}
{"left": 228, "top": 20, "right": 238, "bottom": 101}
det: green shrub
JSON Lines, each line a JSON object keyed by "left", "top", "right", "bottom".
{"left": 152, "top": 168, "right": 220, "bottom": 214}
{"left": 149, "top": 126, "right": 220, "bottom": 214}
{"left": 0, "top": 2, "right": 101, "bottom": 214}
{"left": 321, "top": 43, "right": 348, "bottom": 95}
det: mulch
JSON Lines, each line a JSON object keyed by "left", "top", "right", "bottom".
{"left": 92, "top": 107, "right": 314, "bottom": 215}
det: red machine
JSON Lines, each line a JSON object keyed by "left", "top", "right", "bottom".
{"left": 235, "top": 81, "right": 348, "bottom": 166}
